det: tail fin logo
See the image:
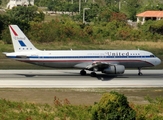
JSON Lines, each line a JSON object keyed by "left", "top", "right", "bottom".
{"left": 9, "top": 25, "right": 39, "bottom": 52}
{"left": 14, "top": 37, "right": 27, "bottom": 47}
{"left": 10, "top": 26, "right": 18, "bottom": 36}
{"left": 10, "top": 26, "right": 27, "bottom": 47}
{"left": 18, "top": 40, "right": 26, "bottom": 47}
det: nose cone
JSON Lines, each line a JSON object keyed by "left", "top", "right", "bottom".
{"left": 155, "top": 57, "right": 161, "bottom": 66}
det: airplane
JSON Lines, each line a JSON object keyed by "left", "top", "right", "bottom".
{"left": 4, "top": 25, "right": 161, "bottom": 76}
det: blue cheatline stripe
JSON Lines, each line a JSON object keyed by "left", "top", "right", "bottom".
{"left": 7, "top": 55, "right": 154, "bottom": 59}
{"left": 18, "top": 40, "right": 26, "bottom": 47}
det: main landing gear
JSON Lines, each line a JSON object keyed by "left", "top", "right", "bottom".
{"left": 80, "top": 70, "right": 97, "bottom": 77}
{"left": 90, "top": 72, "right": 97, "bottom": 77}
{"left": 91, "top": 67, "right": 98, "bottom": 77}
{"left": 80, "top": 69, "right": 86, "bottom": 75}
{"left": 138, "top": 67, "right": 143, "bottom": 76}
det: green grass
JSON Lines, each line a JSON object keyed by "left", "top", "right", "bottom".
{"left": 44, "top": 14, "right": 58, "bottom": 22}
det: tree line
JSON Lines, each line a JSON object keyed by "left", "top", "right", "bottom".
{"left": 0, "top": 0, "right": 163, "bottom": 44}
{"left": 35, "top": 0, "right": 163, "bottom": 21}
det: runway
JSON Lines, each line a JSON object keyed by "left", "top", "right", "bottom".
{"left": 0, "top": 69, "right": 162, "bottom": 88}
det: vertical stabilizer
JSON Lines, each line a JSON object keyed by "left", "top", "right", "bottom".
{"left": 9, "top": 25, "right": 39, "bottom": 52}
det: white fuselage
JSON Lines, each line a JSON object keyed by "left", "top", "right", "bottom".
{"left": 6, "top": 50, "right": 161, "bottom": 69}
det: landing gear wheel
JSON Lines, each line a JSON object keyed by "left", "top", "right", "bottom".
{"left": 80, "top": 70, "right": 86, "bottom": 76}
{"left": 91, "top": 72, "right": 97, "bottom": 77}
{"left": 138, "top": 72, "right": 143, "bottom": 76}
{"left": 138, "top": 67, "right": 143, "bottom": 76}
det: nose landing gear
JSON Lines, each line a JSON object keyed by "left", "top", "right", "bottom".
{"left": 138, "top": 67, "right": 143, "bottom": 76}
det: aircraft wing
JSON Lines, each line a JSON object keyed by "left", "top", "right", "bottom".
{"left": 86, "top": 61, "right": 109, "bottom": 69}
{"left": 75, "top": 61, "right": 125, "bottom": 74}
{"left": 74, "top": 62, "right": 93, "bottom": 69}
{"left": 74, "top": 61, "right": 117, "bottom": 70}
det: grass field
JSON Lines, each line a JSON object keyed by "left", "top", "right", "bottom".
{"left": 0, "top": 88, "right": 163, "bottom": 105}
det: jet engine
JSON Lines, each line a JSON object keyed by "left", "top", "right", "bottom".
{"left": 102, "top": 65, "right": 125, "bottom": 74}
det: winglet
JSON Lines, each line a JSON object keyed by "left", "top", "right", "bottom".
{"left": 9, "top": 25, "right": 39, "bottom": 52}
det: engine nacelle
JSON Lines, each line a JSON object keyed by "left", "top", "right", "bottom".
{"left": 102, "top": 65, "right": 125, "bottom": 74}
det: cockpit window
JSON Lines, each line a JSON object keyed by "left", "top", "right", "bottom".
{"left": 150, "top": 55, "right": 155, "bottom": 57}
